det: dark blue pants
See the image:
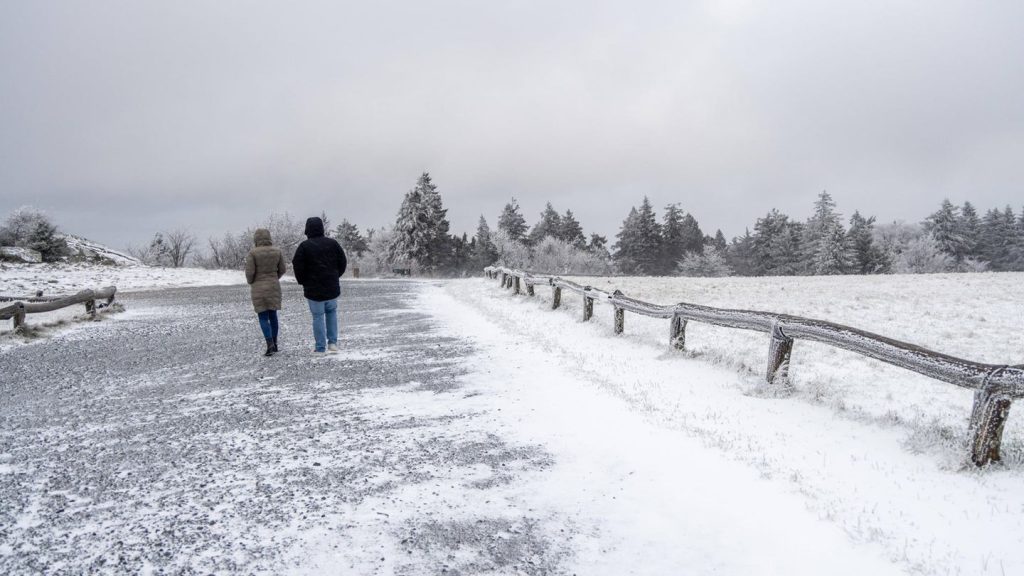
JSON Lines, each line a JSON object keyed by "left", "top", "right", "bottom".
{"left": 257, "top": 310, "right": 279, "bottom": 341}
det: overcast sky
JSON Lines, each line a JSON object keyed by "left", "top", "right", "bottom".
{"left": 2, "top": 1, "right": 1023, "bottom": 249}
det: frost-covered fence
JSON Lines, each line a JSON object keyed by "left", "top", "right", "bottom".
{"left": 483, "top": 266, "right": 1024, "bottom": 467}
{"left": 0, "top": 286, "right": 117, "bottom": 331}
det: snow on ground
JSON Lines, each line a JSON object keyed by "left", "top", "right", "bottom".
{"left": 0, "top": 262, "right": 281, "bottom": 349}
{"left": 443, "top": 274, "right": 1024, "bottom": 575}
{"left": 0, "top": 262, "right": 256, "bottom": 296}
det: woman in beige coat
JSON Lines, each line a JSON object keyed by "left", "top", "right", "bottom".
{"left": 245, "top": 228, "right": 286, "bottom": 356}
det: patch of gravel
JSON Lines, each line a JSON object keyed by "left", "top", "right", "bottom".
{"left": 0, "top": 281, "right": 564, "bottom": 574}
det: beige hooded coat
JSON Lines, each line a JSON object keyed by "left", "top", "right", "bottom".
{"left": 245, "top": 229, "right": 286, "bottom": 312}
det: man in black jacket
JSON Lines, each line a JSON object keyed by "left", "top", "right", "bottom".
{"left": 291, "top": 216, "right": 347, "bottom": 353}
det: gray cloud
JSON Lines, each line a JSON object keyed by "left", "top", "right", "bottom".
{"left": 2, "top": 1, "right": 1022, "bottom": 249}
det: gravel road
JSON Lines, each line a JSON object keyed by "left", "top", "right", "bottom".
{"left": 0, "top": 281, "right": 561, "bottom": 574}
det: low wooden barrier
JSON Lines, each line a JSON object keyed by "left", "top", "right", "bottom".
{"left": 0, "top": 286, "right": 117, "bottom": 331}
{"left": 484, "top": 266, "right": 1024, "bottom": 467}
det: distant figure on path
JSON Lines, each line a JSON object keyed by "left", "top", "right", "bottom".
{"left": 291, "top": 216, "right": 347, "bottom": 354}
{"left": 245, "top": 228, "right": 286, "bottom": 357}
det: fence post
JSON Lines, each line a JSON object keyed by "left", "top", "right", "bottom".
{"left": 85, "top": 300, "right": 96, "bottom": 317}
{"left": 670, "top": 314, "right": 687, "bottom": 350}
{"left": 766, "top": 322, "right": 793, "bottom": 385}
{"left": 526, "top": 283, "right": 535, "bottom": 296}
{"left": 552, "top": 286, "right": 562, "bottom": 310}
{"left": 513, "top": 276, "right": 521, "bottom": 295}
{"left": 583, "top": 295, "right": 593, "bottom": 321}
{"left": 968, "top": 370, "right": 1013, "bottom": 466}
{"left": 501, "top": 272, "right": 507, "bottom": 287}
{"left": 614, "top": 307, "right": 624, "bottom": 334}
{"left": 13, "top": 304, "right": 26, "bottom": 332}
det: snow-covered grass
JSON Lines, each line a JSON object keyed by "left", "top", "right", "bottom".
{"left": 444, "top": 273, "right": 1024, "bottom": 575}
{"left": 559, "top": 272, "right": 1024, "bottom": 467}
{"left": 0, "top": 262, "right": 256, "bottom": 296}
{"left": 0, "top": 262, "right": 276, "bottom": 349}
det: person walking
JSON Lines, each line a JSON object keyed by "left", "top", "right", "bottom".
{"left": 291, "top": 216, "right": 347, "bottom": 353}
{"left": 245, "top": 228, "right": 287, "bottom": 357}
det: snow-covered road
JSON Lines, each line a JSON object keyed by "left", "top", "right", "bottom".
{"left": 1, "top": 278, "right": 984, "bottom": 574}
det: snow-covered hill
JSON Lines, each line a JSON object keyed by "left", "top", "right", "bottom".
{"left": 60, "top": 233, "right": 140, "bottom": 266}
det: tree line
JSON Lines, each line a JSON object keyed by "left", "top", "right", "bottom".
{"left": 6, "top": 178, "right": 1023, "bottom": 277}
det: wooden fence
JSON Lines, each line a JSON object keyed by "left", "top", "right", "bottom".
{"left": 484, "top": 266, "right": 1024, "bottom": 467}
{"left": 0, "top": 286, "right": 118, "bottom": 331}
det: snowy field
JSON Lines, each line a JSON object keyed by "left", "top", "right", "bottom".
{"left": 0, "top": 263, "right": 279, "bottom": 348}
{"left": 2, "top": 271, "right": 1023, "bottom": 574}
{"left": 0, "top": 262, "right": 256, "bottom": 296}
{"left": 445, "top": 272, "right": 1024, "bottom": 575}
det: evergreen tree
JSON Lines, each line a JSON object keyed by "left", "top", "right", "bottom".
{"left": 559, "top": 209, "right": 587, "bottom": 249}
{"left": 529, "top": 203, "right": 562, "bottom": 245}
{"left": 497, "top": 198, "right": 528, "bottom": 244}
{"left": 678, "top": 213, "right": 704, "bottom": 255}
{"left": 753, "top": 209, "right": 801, "bottom": 276}
{"left": 613, "top": 207, "right": 642, "bottom": 274}
{"left": 472, "top": 215, "right": 499, "bottom": 269}
{"left": 727, "top": 229, "right": 756, "bottom": 276}
{"left": 388, "top": 186, "right": 431, "bottom": 269}
{"left": 847, "top": 211, "right": 888, "bottom": 273}
{"left": 334, "top": 220, "right": 369, "bottom": 258}
{"left": 801, "top": 191, "right": 845, "bottom": 274}
{"left": 588, "top": 233, "right": 609, "bottom": 255}
{"left": 923, "top": 199, "right": 967, "bottom": 262}
{"left": 633, "top": 197, "right": 663, "bottom": 274}
{"left": 660, "top": 204, "right": 686, "bottom": 275}
{"left": 713, "top": 230, "right": 728, "bottom": 252}
{"left": 960, "top": 201, "right": 982, "bottom": 260}
{"left": 416, "top": 172, "right": 452, "bottom": 273}
{"left": 813, "top": 222, "right": 851, "bottom": 275}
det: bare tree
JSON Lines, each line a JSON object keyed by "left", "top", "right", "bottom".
{"left": 165, "top": 229, "right": 196, "bottom": 268}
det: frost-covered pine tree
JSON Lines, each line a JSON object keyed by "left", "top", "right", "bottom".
{"left": 801, "top": 191, "right": 845, "bottom": 274}
{"left": 712, "top": 230, "right": 728, "bottom": 252}
{"left": 812, "top": 222, "right": 851, "bottom": 275}
{"left": 959, "top": 202, "right": 982, "bottom": 261}
{"left": 613, "top": 207, "right": 641, "bottom": 274}
{"left": 923, "top": 199, "right": 967, "bottom": 263}
{"left": 980, "top": 206, "right": 1024, "bottom": 271}
{"left": 415, "top": 172, "right": 452, "bottom": 273}
{"left": 334, "top": 220, "right": 368, "bottom": 258}
{"left": 388, "top": 187, "right": 430, "bottom": 270}
{"left": 528, "top": 203, "right": 562, "bottom": 246}
{"left": 726, "top": 229, "right": 756, "bottom": 276}
{"left": 559, "top": 209, "right": 587, "bottom": 249}
{"left": 753, "top": 209, "right": 802, "bottom": 276}
{"left": 659, "top": 204, "right": 687, "bottom": 275}
{"left": 497, "top": 198, "right": 528, "bottom": 244}
{"left": 633, "top": 197, "right": 663, "bottom": 274}
{"left": 847, "top": 211, "right": 888, "bottom": 273}
{"left": 472, "top": 215, "right": 499, "bottom": 269}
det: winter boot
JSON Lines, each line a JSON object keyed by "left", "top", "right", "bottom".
{"left": 264, "top": 339, "right": 275, "bottom": 357}
{"left": 272, "top": 336, "right": 279, "bottom": 353}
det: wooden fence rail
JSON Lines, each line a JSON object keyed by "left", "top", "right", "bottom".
{"left": 484, "top": 266, "right": 1024, "bottom": 467}
{"left": 0, "top": 286, "right": 117, "bottom": 331}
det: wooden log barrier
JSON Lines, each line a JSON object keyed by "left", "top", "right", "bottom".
{"left": 969, "top": 369, "right": 1014, "bottom": 466}
{"left": 766, "top": 323, "right": 794, "bottom": 385}
{"left": 670, "top": 314, "right": 687, "bottom": 350}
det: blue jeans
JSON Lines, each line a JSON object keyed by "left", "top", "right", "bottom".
{"left": 306, "top": 298, "right": 338, "bottom": 352}
{"left": 257, "top": 310, "right": 278, "bottom": 340}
